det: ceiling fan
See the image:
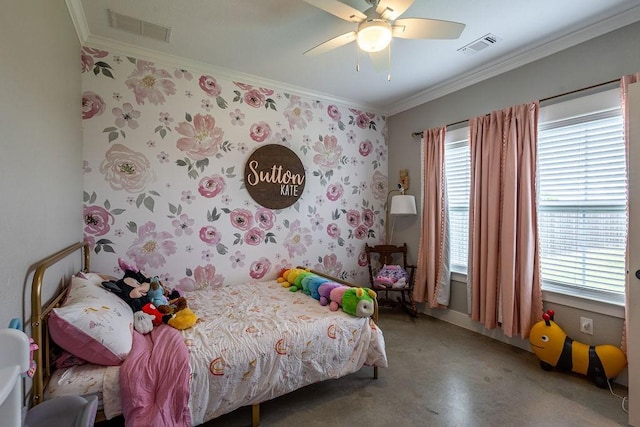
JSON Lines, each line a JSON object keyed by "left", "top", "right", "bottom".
{"left": 303, "top": 0, "right": 465, "bottom": 72}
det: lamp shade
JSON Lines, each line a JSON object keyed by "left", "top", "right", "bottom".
{"left": 356, "top": 20, "right": 392, "bottom": 53}
{"left": 390, "top": 195, "right": 417, "bottom": 215}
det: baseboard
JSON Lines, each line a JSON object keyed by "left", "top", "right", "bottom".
{"left": 419, "top": 305, "right": 629, "bottom": 387}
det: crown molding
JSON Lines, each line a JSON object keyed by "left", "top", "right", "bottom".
{"left": 386, "top": 4, "right": 640, "bottom": 116}
{"left": 65, "top": 0, "right": 89, "bottom": 44}
{"left": 82, "top": 34, "right": 384, "bottom": 116}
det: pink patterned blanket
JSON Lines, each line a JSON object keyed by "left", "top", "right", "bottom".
{"left": 120, "top": 325, "right": 191, "bottom": 427}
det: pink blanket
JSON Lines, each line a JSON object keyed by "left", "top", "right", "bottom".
{"left": 120, "top": 325, "right": 191, "bottom": 427}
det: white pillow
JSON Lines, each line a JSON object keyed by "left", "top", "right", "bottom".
{"left": 49, "top": 273, "right": 133, "bottom": 365}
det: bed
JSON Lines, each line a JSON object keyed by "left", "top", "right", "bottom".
{"left": 29, "top": 242, "right": 388, "bottom": 426}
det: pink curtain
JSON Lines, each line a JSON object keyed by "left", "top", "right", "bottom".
{"left": 468, "top": 103, "right": 542, "bottom": 338}
{"left": 415, "top": 126, "right": 450, "bottom": 308}
{"left": 620, "top": 73, "right": 640, "bottom": 353}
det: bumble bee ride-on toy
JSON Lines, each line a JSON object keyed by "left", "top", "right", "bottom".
{"left": 529, "top": 309, "right": 627, "bottom": 388}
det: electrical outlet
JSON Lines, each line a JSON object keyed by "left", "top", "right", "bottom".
{"left": 580, "top": 317, "right": 593, "bottom": 335}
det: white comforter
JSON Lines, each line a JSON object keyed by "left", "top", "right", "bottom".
{"left": 183, "top": 279, "right": 388, "bottom": 425}
{"left": 46, "top": 279, "right": 388, "bottom": 425}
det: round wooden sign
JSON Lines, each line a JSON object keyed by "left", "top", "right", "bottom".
{"left": 244, "top": 144, "right": 306, "bottom": 209}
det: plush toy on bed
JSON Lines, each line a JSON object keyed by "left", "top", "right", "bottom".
{"left": 278, "top": 268, "right": 310, "bottom": 292}
{"left": 102, "top": 258, "right": 197, "bottom": 333}
{"left": 329, "top": 285, "right": 377, "bottom": 317}
{"left": 318, "top": 282, "right": 343, "bottom": 306}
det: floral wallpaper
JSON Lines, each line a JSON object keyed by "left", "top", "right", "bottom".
{"left": 81, "top": 46, "right": 388, "bottom": 291}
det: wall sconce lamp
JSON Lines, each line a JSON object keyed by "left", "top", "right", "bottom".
{"left": 385, "top": 184, "right": 417, "bottom": 244}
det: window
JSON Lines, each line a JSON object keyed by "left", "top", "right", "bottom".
{"left": 537, "top": 88, "right": 627, "bottom": 305}
{"left": 445, "top": 127, "right": 471, "bottom": 273}
{"left": 437, "top": 88, "right": 627, "bottom": 305}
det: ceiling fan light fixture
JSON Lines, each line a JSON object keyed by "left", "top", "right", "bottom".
{"left": 356, "top": 20, "right": 392, "bottom": 53}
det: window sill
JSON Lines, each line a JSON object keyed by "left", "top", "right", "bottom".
{"left": 448, "top": 271, "right": 625, "bottom": 319}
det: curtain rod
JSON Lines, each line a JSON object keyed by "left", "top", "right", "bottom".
{"left": 410, "top": 78, "right": 620, "bottom": 138}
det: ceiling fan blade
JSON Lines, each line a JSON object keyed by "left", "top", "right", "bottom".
{"left": 304, "top": 31, "right": 357, "bottom": 56}
{"left": 376, "top": 0, "right": 414, "bottom": 21}
{"left": 303, "top": 0, "right": 366, "bottom": 23}
{"left": 393, "top": 18, "right": 465, "bottom": 39}
{"left": 368, "top": 46, "right": 390, "bottom": 73}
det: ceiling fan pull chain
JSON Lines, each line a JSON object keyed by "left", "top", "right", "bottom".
{"left": 387, "top": 41, "right": 391, "bottom": 81}
{"left": 356, "top": 42, "right": 360, "bottom": 72}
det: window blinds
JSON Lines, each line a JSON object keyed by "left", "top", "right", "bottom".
{"left": 537, "top": 110, "right": 626, "bottom": 302}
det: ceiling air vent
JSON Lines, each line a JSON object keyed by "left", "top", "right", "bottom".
{"left": 109, "top": 10, "right": 171, "bottom": 42}
{"left": 458, "top": 33, "right": 502, "bottom": 56}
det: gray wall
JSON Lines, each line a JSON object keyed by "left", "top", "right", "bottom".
{"left": 0, "top": 1, "right": 82, "bottom": 329}
{"left": 388, "top": 20, "right": 640, "bottom": 382}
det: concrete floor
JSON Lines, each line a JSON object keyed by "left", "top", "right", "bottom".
{"left": 99, "top": 308, "right": 630, "bottom": 426}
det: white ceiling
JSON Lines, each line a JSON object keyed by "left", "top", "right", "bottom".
{"left": 71, "top": 0, "right": 640, "bottom": 115}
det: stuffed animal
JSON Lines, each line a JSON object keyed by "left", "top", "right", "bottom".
{"left": 300, "top": 273, "right": 318, "bottom": 296}
{"left": 374, "top": 264, "right": 408, "bottom": 289}
{"left": 529, "top": 309, "right": 627, "bottom": 388}
{"left": 318, "top": 282, "right": 343, "bottom": 306}
{"left": 103, "top": 261, "right": 197, "bottom": 333}
{"left": 291, "top": 270, "right": 313, "bottom": 292}
{"left": 278, "top": 268, "right": 304, "bottom": 289}
{"left": 147, "top": 276, "right": 169, "bottom": 307}
{"left": 167, "top": 307, "right": 198, "bottom": 330}
{"left": 101, "top": 269, "right": 152, "bottom": 313}
{"left": 329, "top": 286, "right": 376, "bottom": 317}
{"left": 133, "top": 311, "right": 154, "bottom": 335}
{"left": 306, "top": 276, "right": 329, "bottom": 300}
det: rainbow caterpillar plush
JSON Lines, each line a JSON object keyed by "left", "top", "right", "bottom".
{"left": 529, "top": 309, "right": 627, "bottom": 388}
{"left": 277, "top": 268, "right": 376, "bottom": 317}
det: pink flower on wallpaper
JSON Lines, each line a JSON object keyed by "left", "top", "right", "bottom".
{"left": 112, "top": 103, "right": 141, "bottom": 129}
{"left": 326, "top": 223, "right": 341, "bottom": 239}
{"left": 81, "top": 47, "right": 108, "bottom": 72}
{"left": 100, "top": 144, "right": 154, "bottom": 193}
{"left": 83, "top": 47, "right": 108, "bottom": 58}
{"left": 327, "top": 105, "right": 342, "bottom": 121}
{"left": 177, "top": 264, "right": 223, "bottom": 292}
{"left": 175, "top": 113, "right": 224, "bottom": 160}
{"left": 359, "top": 139, "right": 373, "bottom": 156}
{"left": 198, "top": 174, "right": 225, "bottom": 198}
{"left": 81, "top": 53, "right": 94, "bottom": 72}
{"left": 199, "top": 75, "right": 222, "bottom": 97}
{"left": 371, "top": 170, "right": 387, "bottom": 201}
{"left": 244, "top": 89, "right": 265, "bottom": 108}
{"left": 83, "top": 205, "right": 114, "bottom": 236}
{"left": 284, "top": 96, "right": 313, "bottom": 130}
{"left": 326, "top": 183, "right": 344, "bottom": 201}
{"left": 229, "top": 109, "right": 245, "bottom": 126}
{"left": 346, "top": 210, "right": 361, "bottom": 228}
{"left": 249, "top": 257, "right": 271, "bottom": 280}
{"left": 174, "top": 69, "right": 193, "bottom": 81}
{"left": 283, "top": 220, "right": 313, "bottom": 258}
{"left": 358, "top": 251, "right": 368, "bottom": 267}
{"left": 82, "top": 91, "right": 105, "bottom": 119}
{"left": 362, "top": 208, "right": 375, "bottom": 228}
{"left": 315, "top": 253, "right": 342, "bottom": 278}
{"left": 355, "top": 112, "right": 371, "bottom": 129}
{"left": 249, "top": 121, "right": 271, "bottom": 143}
{"left": 126, "top": 222, "right": 176, "bottom": 269}
{"left": 234, "top": 82, "right": 253, "bottom": 91}
{"left": 244, "top": 227, "right": 265, "bottom": 246}
{"left": 312, "top": 134, "right": 343, "bottom": 170}
{"left": 354, "top": 225, "right": 368, "bottom": 240}
{"left": 255, "top": 208, "right": 275, "bottom": 230}
{"left": 125, "top": 60, "right": 176, "bottom": 105}
{"left": 172, "top": 213, "right": 194, "bottom": 236}
{"left": 350, "top": 109, "right": 375, "bottom": 126}
{"left": 230, "top": 208, "right": 253, "bottom": 231}
{"left": 199, "top": 225, "right": 221, "bottom": 246}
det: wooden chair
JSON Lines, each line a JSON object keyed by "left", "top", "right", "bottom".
{"left": 365, "top": 243, "right": 417, "bottom": 317}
